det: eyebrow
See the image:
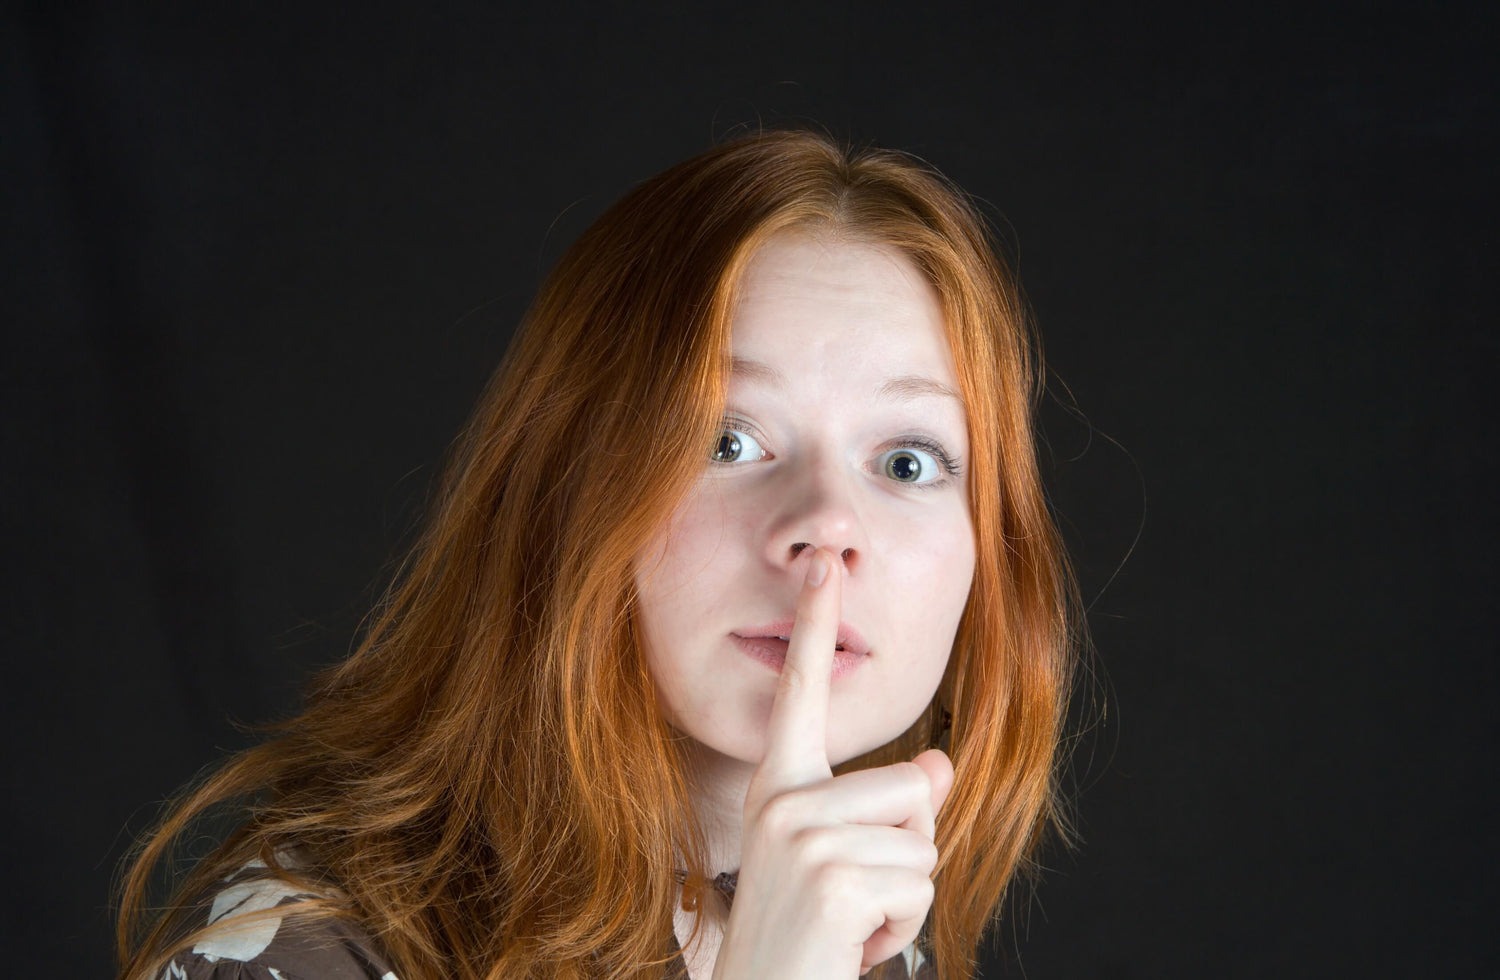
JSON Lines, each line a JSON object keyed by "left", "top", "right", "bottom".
{"left": 731, "top": 356, "right": 963, "bottom": 404}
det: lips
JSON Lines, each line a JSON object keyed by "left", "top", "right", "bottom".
{"left": 729, "top": 619, "right": 871, "bottom": 680}
{"left": 731, "top": 619, "right": 871, "bottom": 656}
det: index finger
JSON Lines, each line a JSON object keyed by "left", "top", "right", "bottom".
{"left": 757, "top": 546, "right": 841, "bottom": 791}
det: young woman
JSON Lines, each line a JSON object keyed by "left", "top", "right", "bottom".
{"left": 116, "top": 128, "right": 1081, "bottom": 980}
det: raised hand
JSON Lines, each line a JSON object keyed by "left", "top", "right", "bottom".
{"left": 711, "top": 547, "right": 955, "bottom": 980}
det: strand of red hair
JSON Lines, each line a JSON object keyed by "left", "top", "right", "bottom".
{"left": 115, "top": 127, "right": 1083, "bottom": 980}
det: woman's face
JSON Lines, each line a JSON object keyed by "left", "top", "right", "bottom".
{"left": 633, "top": 230, "right": 977, "bottom": 768}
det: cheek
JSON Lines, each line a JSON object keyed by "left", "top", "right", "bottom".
{"left": 832, "top": 540, "right": 972, "bottom": 765}
{"left": 883, "top": 505, "right": 975, "bottom": 609}
{"left": 872, "top": 512, "right": 975, "bottom": 695}
{"left": 634, "top": 486, "right": 739, "bottom": 605}
{"left": 631, "top": 486, "right": 740, "bottom": 685}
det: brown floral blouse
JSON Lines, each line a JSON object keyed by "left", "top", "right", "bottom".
{"left": 159, "top": 865, "right": 935, "bottom": 980}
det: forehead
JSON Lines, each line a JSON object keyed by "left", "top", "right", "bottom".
{"left": 730, "top": 231, "right": 958, "bottom": 382}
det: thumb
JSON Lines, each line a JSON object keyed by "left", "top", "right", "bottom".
{"left": 910, "top": 747, "right": 955, "bottom": 818}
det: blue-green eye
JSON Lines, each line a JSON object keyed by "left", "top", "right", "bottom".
{"left": 877, "top": 446, "right": 943, "bottom": 484}
{"left": 710, "top": 427, "right": 766, "bottom": 464}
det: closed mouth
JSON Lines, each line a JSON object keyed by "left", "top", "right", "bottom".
{"left": 731, "top": 620, "right": 870, "bottom": 658}
{"left": 729, "top": 633, "right": 868, "bottom": 679}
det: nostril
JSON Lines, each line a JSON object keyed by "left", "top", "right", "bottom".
{"left": 789, "top": 543, "right": 854, "bottom": 567}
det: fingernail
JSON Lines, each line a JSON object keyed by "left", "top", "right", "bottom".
{"left": 806, "top": 549, "right": 830, "bottom": 588}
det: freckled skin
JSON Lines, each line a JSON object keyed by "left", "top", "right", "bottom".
{"left": 633, "top": 230, "right": 977, "bottom": 776}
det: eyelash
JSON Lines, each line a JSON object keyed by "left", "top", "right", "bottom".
{"left": 893, "top": 436, "right": 965, "bottom": 489}
{"left": 714, "top": 416, "right": 965, "bottom": 490}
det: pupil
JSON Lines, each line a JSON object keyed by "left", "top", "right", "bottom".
{"left": 713, "top": 433, "right": 741, "bottom": 462}
{"left": 889, "top": 452, "right": 920, "bottom": 481}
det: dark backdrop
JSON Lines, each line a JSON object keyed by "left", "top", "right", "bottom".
{"left": 4, "top": 2, "right": 1495, "bottom": 976}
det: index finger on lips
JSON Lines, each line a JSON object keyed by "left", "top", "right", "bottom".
{"left": 757, "top": 546, "right": 841, "bottom": 791}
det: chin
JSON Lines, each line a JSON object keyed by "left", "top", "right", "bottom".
{"left": 828, "top": 734, "right": 900, "bottom": 768}
{"left": 668, "top": 698, "right": 925, "bottom": 771}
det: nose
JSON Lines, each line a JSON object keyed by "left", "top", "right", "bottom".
{"left": 765, "top": 457, "right": 867, "bottom": 576}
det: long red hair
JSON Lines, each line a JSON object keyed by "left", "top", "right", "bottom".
{"left": 115, "top": 128, "right": 1082, "bottom": 980}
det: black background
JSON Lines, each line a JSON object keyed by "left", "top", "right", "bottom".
{"left": 4, "top": 2, "right": 1496, "bottom": 976}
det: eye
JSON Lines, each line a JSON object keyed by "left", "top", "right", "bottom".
{"left": 709, "top": 427, "right": 767, "bottom": 464}
{"left": 878, "top": 447, "right": 942, "bottom": 484}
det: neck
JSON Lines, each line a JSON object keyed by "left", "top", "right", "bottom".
{"left": 679, "top": 739, "right": 757, "bottom": 876}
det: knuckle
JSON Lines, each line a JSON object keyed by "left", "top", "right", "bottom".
{"left": 757, "top": 793, "right": 804, "bottom": 839}
{"left": 896, "top": 866, "right": 935, "bottom": 905}
{"left": 809, "top": 862, "right": 861, "bottom": 914}
{"left": 918, "top": 839, "right": 940, "bottom": 874}
{"left": 776, "top": 659, "right": 809, "bottom": 695}
{"left": 787, "top": 825, "right": 827, "bottom": 865}
{"left": 905, "top": 872, "right": 936, "bottom": 910}
{"left": 896, "top": 761, "right": 932, "bottom": 794}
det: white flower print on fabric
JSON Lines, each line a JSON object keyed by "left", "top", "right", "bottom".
{"left": 192, "top": 876, "right": 310, "bottom": 962}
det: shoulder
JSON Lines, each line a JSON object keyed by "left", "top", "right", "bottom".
{"left": 158, "top": 863, "right": 401, "bottom": 980}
